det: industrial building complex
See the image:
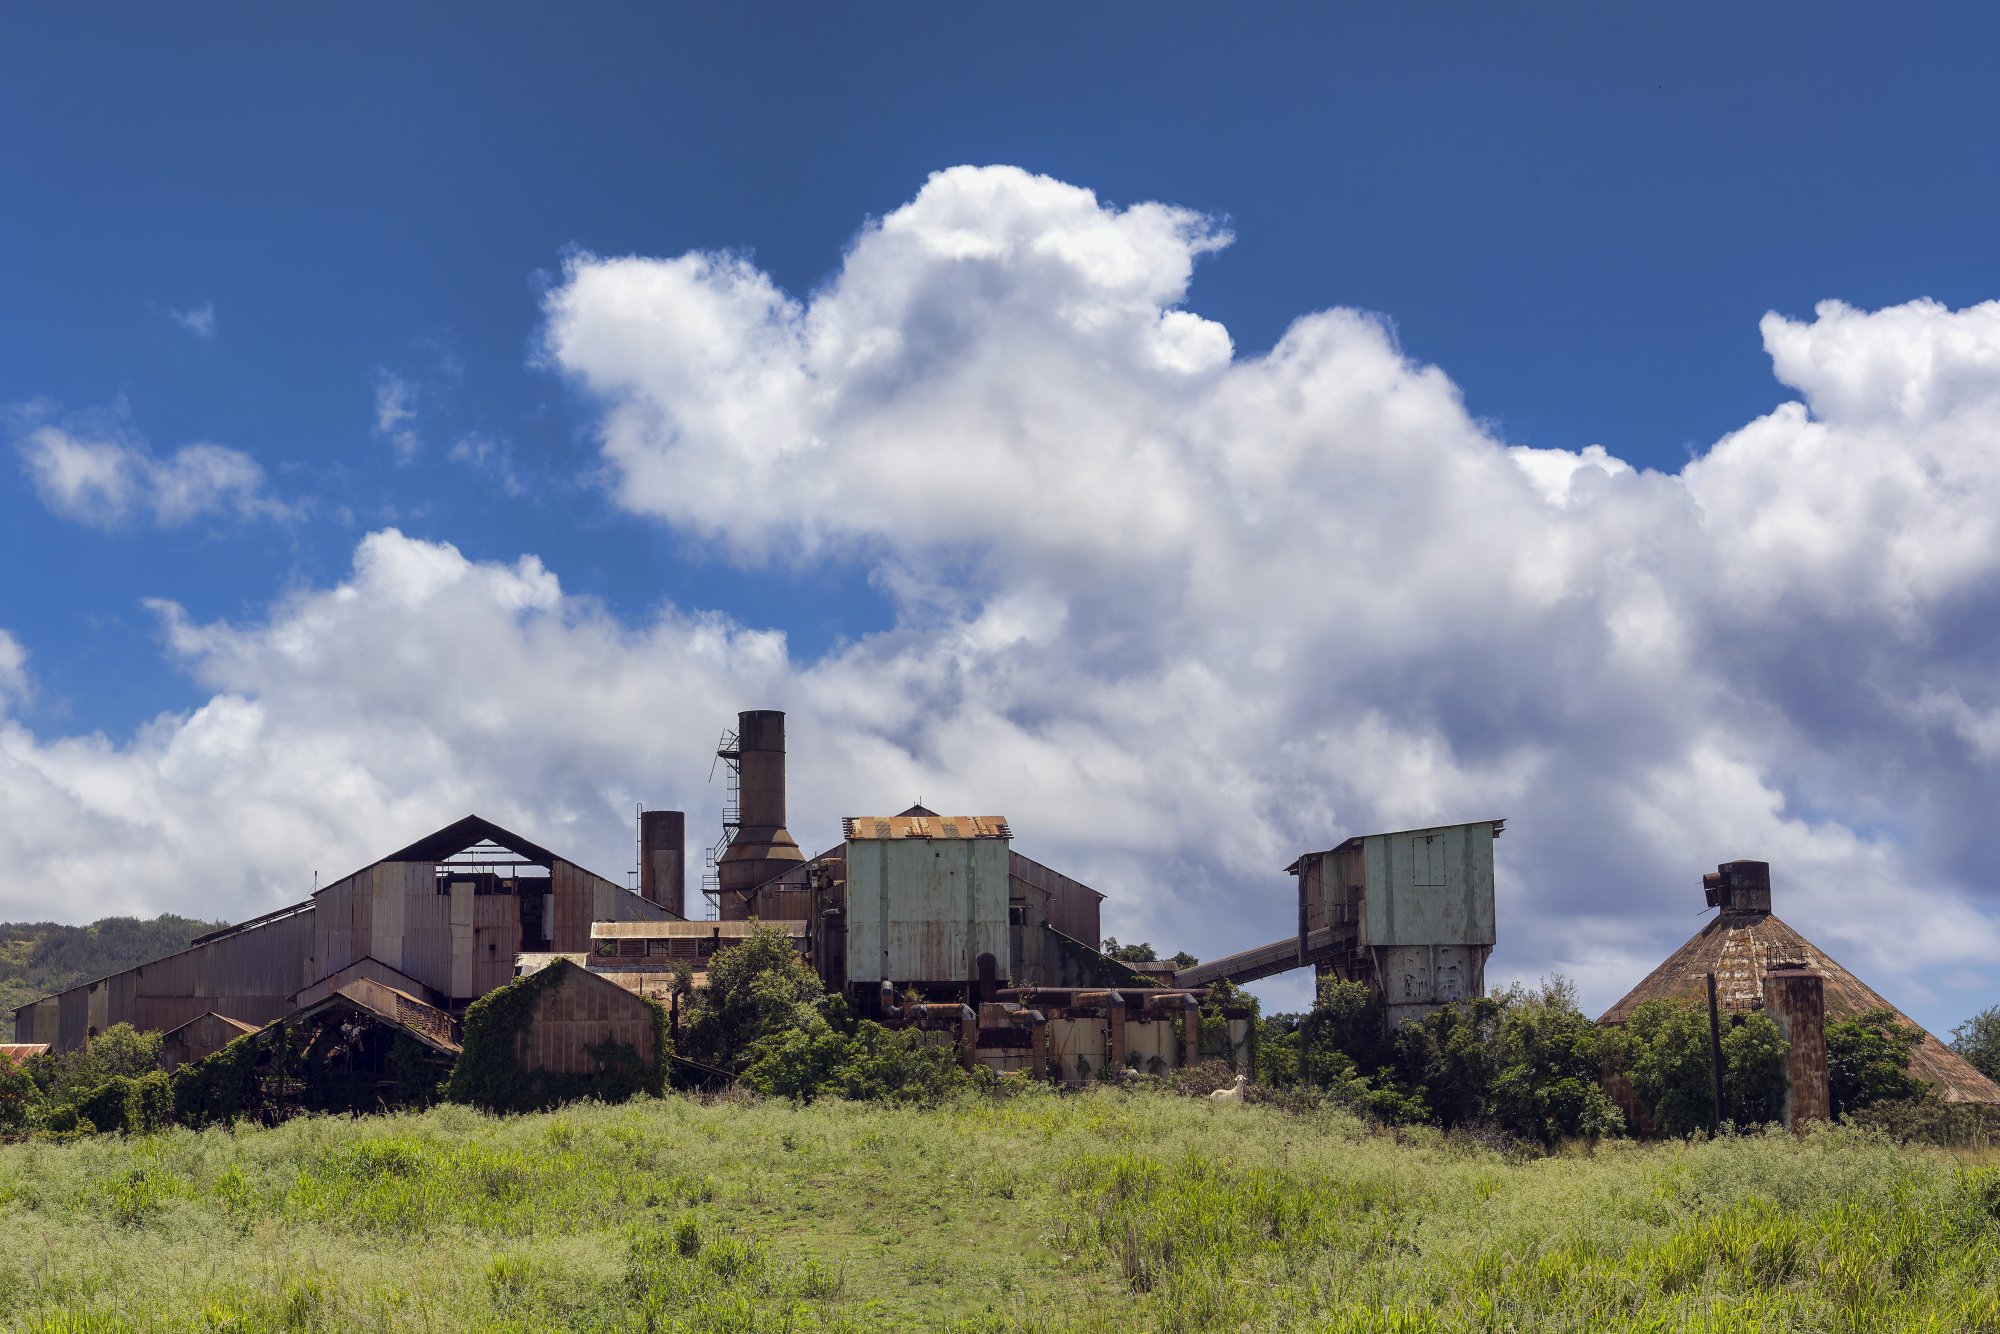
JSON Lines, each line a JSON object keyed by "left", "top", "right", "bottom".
{"left": 12, "top": 708, "right": 1998, "bottom": 1117}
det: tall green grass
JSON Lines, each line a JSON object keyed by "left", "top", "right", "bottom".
{"left": 0, "top": 1090, "right": 1994, "bottom": 1331}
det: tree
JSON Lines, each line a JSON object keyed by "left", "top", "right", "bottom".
{"left": 1391, "top": 997, "right": 1501, "bottom": 1128}
{"left": 1951, "top": 1005, "right": 2000, "bottom": 1083}
{"left": 1099, "top": 938, "right": 1157, "bottom": 964}
{"left": 26, "top": 1023, "right": 163, "bottom": 1107}
{"left": 678, "top": 927, "right": 825, "bottom": 1074}
{"left": 1827, "top": 1008, "right": 1927, "bottom": 1117}
{"left": 1170, "top": 951, "right": 1199, "bottom": 970}
{"left": 1621, "top": 1000, "right": 1788, "bottom": 1135}
{"left": 1483, "top": 979, "right": 1624, "bottom": 1146}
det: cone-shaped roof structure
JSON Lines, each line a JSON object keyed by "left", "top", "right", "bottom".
{"left": 1599, "top": 860, "right": 2000, "bottom": 1105}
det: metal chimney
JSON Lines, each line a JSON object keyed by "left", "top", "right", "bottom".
{"left": 1702, "top": 860, "right": 1772, "bottom": 916}
{"left": 639, "top": 809, "right": 686, "bottom": 917}
{"left": 715, "top": 709, "right": 803, "bottom": 917}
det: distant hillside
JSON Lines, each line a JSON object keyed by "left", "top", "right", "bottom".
{"left": 0, "top": 915, "right": 225, "bottom": 1019}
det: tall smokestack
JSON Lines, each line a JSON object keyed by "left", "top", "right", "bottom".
{"left": 639, "top": 809, "right": 686, "bottom": 917}
{"left": 716, "top": 709, "right": 803, "bottom": 918}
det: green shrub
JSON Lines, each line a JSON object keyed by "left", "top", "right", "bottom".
{"left": 1828, "top": 1008, "right": 1928, "bottom": 1117}
{"left": 0, "top": 1055, "right": 38, "bottom": 1132}
{"left": 169, "top": 1030, "right": 271, "bottom": 1128}
{"left": 1482, "top": 979, "right": 1624, "bottom": 1145}
{"left": 26, "top": 1023, "right": 163, "bottom": 1107}
{"left": 743, "top": 1018, "right": 969, "bottom": 1105}
{"left": 446, "top": 961, "right": 668, "bottom": 1114}
{"left": 58, "top": 1070, "right": 173, "bottom": 1136}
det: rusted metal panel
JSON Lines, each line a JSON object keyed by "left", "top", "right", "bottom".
{"left": 1046, "top": 1014, "right": 1109, "bottom": 1083}
{"left": 313, "top": 873, "right": 359, "bottom": 975}
{"left": 843, "top": 815, "right": 1012, "bottom": 841}
{"left": 592, "top": 920, "right": 807, "bottom": 939}
{"left": 551, "top": 860, "right": 594, "bottom": 952}
{"left": 1008, "top": 852, "right": 1103, "bottom": 948}
{"left": 396, "top": 882, "right": 450, "bottom": 999}
{"left": 159, "top": 1012, "right": 260, "bottom": 1072}
{"left": 1762, "top": 967, "right": 1830, "bottom": 1127}
{"left": 473, "top": 894, "right": 521, "bottom": 998}
{"left": 367, "top": 863, "right": 405, "bottom": 969}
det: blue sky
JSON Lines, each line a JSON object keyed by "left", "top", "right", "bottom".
{"left": 6, "top": 5, "right": 2000, "bottom": 1034}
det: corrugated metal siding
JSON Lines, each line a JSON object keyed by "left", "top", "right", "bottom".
{"left": 473, "top": 893, "right": 520, "bottom": 998}
{"left": 517, "top": 967, "right": 660, "bottom": 1078}
{"left": 313, "top": 872, "right": 359, "bottom": 976}
{"left": 848, "top": 836, "right": 1011, "bottom": 984}
{"left": 551, "top": 860, "right": 593, "bottom": 952}
{"left": 1359, "top": 822, "right": 1497, "bottom": 948}
{"left": 1009, "top": 853, "right": 1104, "bottom": 949}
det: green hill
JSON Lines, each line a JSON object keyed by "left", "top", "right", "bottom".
{"left": 0, "top": 915, "right": 224, "bottom": 1021}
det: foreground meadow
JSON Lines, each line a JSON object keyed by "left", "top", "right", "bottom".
{"left": 1, "top": 1089, "right": 1996, "bottom": 1332}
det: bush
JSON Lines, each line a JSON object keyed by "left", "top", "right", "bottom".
{"left": 26, "top": 1023, "right": 163, "bottom": 1106}
{"left": 1482, "top": 979, "right": 1624, "bottom": 1146}
{"left": 1827, "top": 1007, "right": 1927, "bottom": 1117}
{"left": 0, "top": 1055, "right": 38, "bottom": 1132}
{"left": 169, "top": 1030, "right": 269, "bottom": 1128}
{"left": 69, "top": 1071, "right": 173, "bottom": 1135}
{"left": 743, "top": 1018, "right": 969, "bottom": 1106}
{"left": 1621, "top": 999, "right": 1788, "bottom": 1135}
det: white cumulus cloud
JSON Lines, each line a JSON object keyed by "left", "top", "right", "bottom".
{"left": 15, "top": 420, "right": 294, "bottom": 529}
{"left": 7, "top": 168, "right": 2000, "bottom": 1035}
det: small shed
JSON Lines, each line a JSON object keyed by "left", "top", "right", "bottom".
{"left": 449, "top": 959, "right": 667, "bottom": 1112}
{"left": 160, "top": 1012, "right": 260, "bottom": 1072}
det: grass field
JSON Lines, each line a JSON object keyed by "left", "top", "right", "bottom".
{"left": 2, "top": 1088, "right": 1997, "bottom": 1332}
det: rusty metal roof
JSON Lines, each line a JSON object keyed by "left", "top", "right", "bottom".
{"left": 842, "top": 815, "right": 1011, "bottom": 841}
{"left": 289, "top": 978, "right": 460, "bottom": 1054}
{"left": 0, "top": 1043, "right": 48, "bottom": 1064}
{"left": 1598, "top": 910, "right": 2000, "bottom": 1105}
{"left": 591, "top": 919, "right": 807, "bottom": 939}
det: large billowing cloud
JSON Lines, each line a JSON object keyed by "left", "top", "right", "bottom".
{"left": 5, "top": 166, "right": 2000, "bottom": 1027}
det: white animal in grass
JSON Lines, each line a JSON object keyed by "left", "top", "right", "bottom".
{"left": 1209, "top": 1073, "right": 1249, "bottom": 1105}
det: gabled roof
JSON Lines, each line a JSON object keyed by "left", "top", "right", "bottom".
{"left": 291, "top": 978, "right": 460, "bottom": 1054}
{"left": 1599, "top": 909, "right": 2000, "bottom": 1105}
{"left": 160, "top": 1012, "right": 259, "bottom": 1042}
{"left": 290, "top": 956, "right": 444, "bottom": 1009}
{"left": 382, "top": 814, "right": 557, "bottom": 867}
